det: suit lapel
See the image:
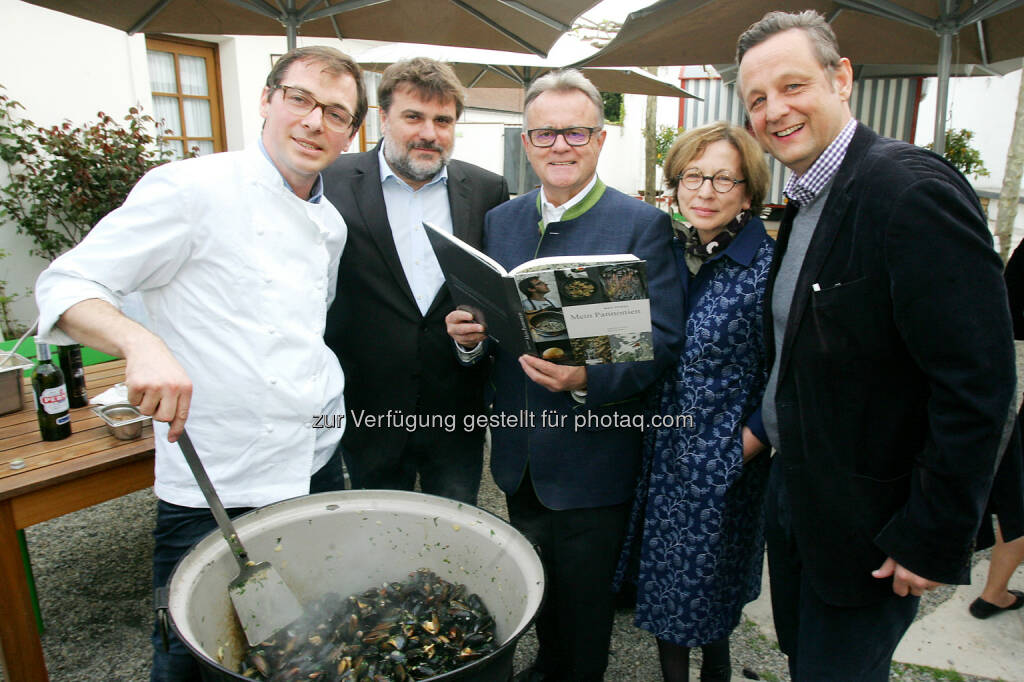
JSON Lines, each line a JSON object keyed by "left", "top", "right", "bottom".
{"left": 355, "top": 148, "right": 419, "bottom": 309}
{"left": 447, "top": 162, "right": 475, "bottom": 243}
{"left": 423, "top": 162, "right": 470, "bottom": 318}
{"left": 777, "top": 123, "right": 875, "bottom": 381}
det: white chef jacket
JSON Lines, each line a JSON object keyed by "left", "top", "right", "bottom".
{"left": 35, "top": 147, "right": 347, "bottom": 508}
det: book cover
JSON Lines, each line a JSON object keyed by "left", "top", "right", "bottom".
{"left": 424, "top": 223, "right": 653, "bottom": 365}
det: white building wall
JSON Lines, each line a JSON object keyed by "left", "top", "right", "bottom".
{"left": 451, "top": 122, "right": 505, "bottom": 176}
{"left": 0, "top": 0, "right": 382, "bottom": 332}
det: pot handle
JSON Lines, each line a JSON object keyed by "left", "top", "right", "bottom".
{"left": 154, "top": 586, "right": 170, "bottom": 653}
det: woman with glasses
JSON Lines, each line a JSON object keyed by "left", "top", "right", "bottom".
{"left": 616, "top": 121, "right": 774, "bottom": 681}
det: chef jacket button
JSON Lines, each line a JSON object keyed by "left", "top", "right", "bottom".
{"left": 264, "top": 424, "right": 274, "bottom": 433}
{"left": 269, "top": 378, "right": 277, "bottom": 385}
{"left": 256, "top": 229, "right": 265, "bottom": 236}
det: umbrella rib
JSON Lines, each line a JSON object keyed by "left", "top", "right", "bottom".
{"left": 958, "top": 0, "right": 1024, "bottom": 26}
{"left": 975, "top": 18, "right": 989, "bottom": 64}
{"left": 832, "top": 0, "right": 936, "bottom": 32}
{"left": 329, "top": 12, "right": 345, "bottom": 40}
{"left": 127, "top": 0, "right": 173, "bottom": 34}
{"left": 305, "top": 0, "right": 393, "bottom": 22}
{"left": 220, "top": 0, "right": 284, "bottom": 23}
{"left": 495, "top": 0, "right": 570, "bottom": 32}
{"left": 448, "top": 0, "right": 547, "bottom": 57}
{"left": 485, "top": 64, "right": 527, "bottom": 86}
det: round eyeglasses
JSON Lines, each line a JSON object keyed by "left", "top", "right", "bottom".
{"left": 274, "top": 85, "right": 354, "bottom": 132}
{"left": 678, "top": 170, "right": 747, "bottom": 194}
{"left": 526, "top": 126, "right": 601, "bottom": 148}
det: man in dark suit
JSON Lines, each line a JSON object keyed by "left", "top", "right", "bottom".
{"left": 447, "top": 69, "right": 684, "bottom": 681}
{"left": 735, "top": 11, "right": 1016, "bottom": 680}
{"left": 323, "top": 58, "right": 508, "bottom": 504}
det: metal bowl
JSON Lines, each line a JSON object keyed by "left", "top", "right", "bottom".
{"left": 92, "top": 403, "right": 151, "bottom": 440}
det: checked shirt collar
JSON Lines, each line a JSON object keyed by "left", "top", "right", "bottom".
{"left": 783, "top": 118, "right": 857, "bottom": 205}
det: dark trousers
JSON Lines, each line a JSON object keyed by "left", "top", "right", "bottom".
{"left": 150, "top": 449, "right": 346, "bottom": 682}
{"left": 765, "top": 461, "right": 919, "bottom": 681}
{"left": 342, "top": 425, "right": 484, "bottom": 504}
{"left": 507, "top": 473, "right": 630, "bottom": 682}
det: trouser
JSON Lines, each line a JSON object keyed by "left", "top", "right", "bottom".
{"left": 342, "top": 424, "right": 484, "bottom": 504}
{"left": 150, "top": 448, "right": 346, "bottom": 682}
{"left": 506, "top": 472, "right": 631, "bottom": 682}
{"left": 765, "top": 460, "right": 919, "bottom": 681}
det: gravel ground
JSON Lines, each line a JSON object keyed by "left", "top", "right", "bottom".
{"left": 4, "top": 347, "right": 1020, "bottom": 682}
{"left": 0, "top": 463, "right": 1001, "bottom": 682}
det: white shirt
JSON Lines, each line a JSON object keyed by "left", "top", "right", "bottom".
{"left": 378, "top": 144, "right": 453, "bottom": 315}
{"left": 539, "top": 173, "right": 599, "bottom": 229}
{"left": 35, "top": 148, "right": 347, "bottom": 508}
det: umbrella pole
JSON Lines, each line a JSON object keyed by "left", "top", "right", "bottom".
{"left": 517, "top": 74, "right": 533, "bottom": 195}
{"left": 287, "top": 22, "right": 297, "bottom": 51}
{"left": 933, "top": 30, "right": 953, "bottom": 157}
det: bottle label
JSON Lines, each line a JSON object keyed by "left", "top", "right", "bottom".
{"left": 38, "top": 385, "right": 70, "bottom": 415}
{"left": 56, "top": 414, "right": 71, "bottom": 425}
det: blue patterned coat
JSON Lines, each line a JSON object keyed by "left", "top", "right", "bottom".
{"left": 616, "top": 218, "right": 774, "bottom": 646}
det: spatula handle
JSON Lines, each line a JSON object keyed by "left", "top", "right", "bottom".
{"left": 177, "top": 429, "right": 250, "bottom": 571}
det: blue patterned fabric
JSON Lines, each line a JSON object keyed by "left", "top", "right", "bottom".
{"left": 616, "top": 217, "right": 775, "bottom": 647}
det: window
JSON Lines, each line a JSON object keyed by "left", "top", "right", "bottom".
{"left": 146, "top": 37, "right": 226, "bottom": 158}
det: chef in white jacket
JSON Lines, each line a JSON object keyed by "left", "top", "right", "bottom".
{"left": 34, "top": 45, "right": 367, "bottom": 682}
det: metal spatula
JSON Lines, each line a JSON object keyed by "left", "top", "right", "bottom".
{"left": 177, "top": 428, "right": 304, "bottom": 645}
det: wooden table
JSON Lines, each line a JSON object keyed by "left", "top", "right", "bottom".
{"left": 0, "top": 360, "right": 154, "bottom": 681}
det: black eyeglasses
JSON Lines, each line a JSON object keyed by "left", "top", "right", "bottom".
{"left": 526, "top": 126, "right": 601, "bottom": 147}
{"left": 274, "top": 85, "right": 354, "bottom": 132}
{"left": 677, "top": 169, "right": 747, "bottom": 194}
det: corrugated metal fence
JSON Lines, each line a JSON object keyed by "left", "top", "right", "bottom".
{"left": 680, "top": 76, "right": 920, "bottom": 205}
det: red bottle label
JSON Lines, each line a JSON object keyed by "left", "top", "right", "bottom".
{"left": 38, "top": 385, "right": 70, "bottom": 415}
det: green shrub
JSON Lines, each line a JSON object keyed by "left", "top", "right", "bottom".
{"left": 0, "top": 85, "right": 180, "bottom": 261}
{"left": 927, "top": 128, "right": 989, "bottom": 178}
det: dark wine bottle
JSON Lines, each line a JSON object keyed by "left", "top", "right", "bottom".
{"left": 58, "top": 344, "right": 88, "bottom": 408}
{"left": 32, "top": 339, "right": 72, "bottom": 441}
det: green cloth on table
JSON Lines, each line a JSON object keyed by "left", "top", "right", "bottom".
{"left": 1, "top": 337, "right": 117, "bottom": 373}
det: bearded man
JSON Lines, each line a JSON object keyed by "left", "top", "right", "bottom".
{"left": 322, "top": 57, "right": 508, "bottom": 503}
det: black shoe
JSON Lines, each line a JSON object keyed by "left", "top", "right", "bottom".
{"left": 742, "top": 668, "right": 762, "bottom": 680}
{"left": 969, "top": 589, "right": 1024, "bottom": 619}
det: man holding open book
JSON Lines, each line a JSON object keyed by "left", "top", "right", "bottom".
{"left": 446, "top": 69, "right": 684, "bottom": 682}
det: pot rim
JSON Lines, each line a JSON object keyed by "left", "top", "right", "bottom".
{"left": 167, "top": 489, "right": 546, "bottom": 681}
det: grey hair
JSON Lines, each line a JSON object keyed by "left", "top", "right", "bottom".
{"left": 523, "top": 69, "right": 604, "bottom": 127}
{"left": 736, "top": 10, "right": 842, "bottom": 72}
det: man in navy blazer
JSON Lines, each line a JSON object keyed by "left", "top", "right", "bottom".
{"left": 736, "top": 11, "right": 1016, "bottom": 680}
{"left": 448, "top": 70, "right": 684, "bottom": 681}
{"left": 323, "top": 59, "right": 508, "bottom": 504}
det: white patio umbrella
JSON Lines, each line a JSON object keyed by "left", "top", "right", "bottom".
{"left": 22, "top": 0, "right": 603, "bottom": 55}
{"left": 358, "top": 39, "right": 699, "bottom": 192}
{"left": 577, "top": 0, "right": 1024, "bottom": 155}
{"left": 358, "top": 41, "right": 700, "bottom": 97}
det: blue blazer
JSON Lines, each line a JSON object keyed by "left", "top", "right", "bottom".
{"left": 480, "top": 184, "right": 684, "bottom": 510}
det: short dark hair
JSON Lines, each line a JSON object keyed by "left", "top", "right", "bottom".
{"left": 736, "top": 10, "right": 842, "bottom": 73}
{"left": 265, "top": 46, "right": 368, "bottom": 131}
{"left": 378, "top": 58, "right": 465, "bottom": 118}
{"left": 518, "top": 276, "right": 543, "bottom": 296}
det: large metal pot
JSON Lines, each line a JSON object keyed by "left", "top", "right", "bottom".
{"left": 166, "top": 490, "right": 544, "bottom": 681}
